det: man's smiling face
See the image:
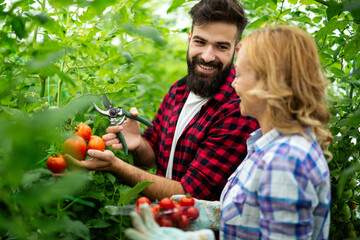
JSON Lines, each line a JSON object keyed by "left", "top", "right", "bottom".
{"left": 186, "top": 21, "right": 238, "bottom": 97}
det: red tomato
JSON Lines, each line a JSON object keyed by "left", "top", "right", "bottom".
{"left": 159, "top": 197, "right": 174, "bottom": 210}
{"left": 158, "top": 217, "right": 173, "bottom": 227}
{"left": 87, "top": 135, "right": 105, "bottom": 152}
{"left": 186, "top": 206, "right": 199, "bottom": 220}
{"left": 150, "top": 205, "right": 160, "bottom": 214}
{"left": 177, "top": 214, "right": 189, "bottom": 229}
{"left": 180, "top": 196, "right": 195, "bottom": 207}
{"left": 136, "top": 196, "right": 151, "bottom": 207}
{"left": 63, "top": 135, "right": 87, "bottom": 160}
{"left": 74, "top": 123, "right": 92, "bottom": 140}
{"left": 170, "top": 208, "right": 183, "bottom": 223}
{"left": 47, "top": 154, "right": 67, "bottom": 173}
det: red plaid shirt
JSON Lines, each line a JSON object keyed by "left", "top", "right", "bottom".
{"left": 143, "top": 67, "right": 259, "bottom": 200}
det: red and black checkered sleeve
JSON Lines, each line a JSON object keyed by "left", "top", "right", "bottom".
{"left": 181, "top": 102, "right": 259, "bottom": 200}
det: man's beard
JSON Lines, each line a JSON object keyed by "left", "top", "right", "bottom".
{"left": 186, "top": 50, "right": 234, "bottom": 98}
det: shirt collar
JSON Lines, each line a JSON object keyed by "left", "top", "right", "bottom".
{"left": 247, "top": 128, "right": 281, "bottom": 152}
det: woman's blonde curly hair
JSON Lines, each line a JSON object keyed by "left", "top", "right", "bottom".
{"left": 242, "top": 25, "right": 333, "bottom": 160}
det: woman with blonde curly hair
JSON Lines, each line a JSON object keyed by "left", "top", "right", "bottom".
{"left": 125, "top": 25, "right": 333, "bottom": 240}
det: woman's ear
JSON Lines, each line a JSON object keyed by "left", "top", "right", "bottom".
{"left": 235, "top": 42, "right": 242, "bottom": 56}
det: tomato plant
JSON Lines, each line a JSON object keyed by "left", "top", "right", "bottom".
{"left": 87, "top": 135, "right": 105, "bottom": 152}
{"left": 46, "top": 154, "right": 67, "bottom": 173}
{"left": 75, "top": 123, "right": 92, "bottom": 141}
{"left": 0, "top": 0, "right": 359, "bottom": 239}
{"left": 63, "top": 135, "right": 87, "bottom": 160}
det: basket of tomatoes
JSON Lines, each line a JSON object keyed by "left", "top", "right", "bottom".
{"left": 136, "top": 196, "right": 199, "bottom": 229}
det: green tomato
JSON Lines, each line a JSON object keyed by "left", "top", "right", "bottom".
{"left": 341, "top": 204, "right": 351, "bottom": 221}
{"left": 347, "top": 230, "right": 357, "bottom": 239}
{"left": 347, "top": 177, "right": 358, "bottom": 190}
{"left": 331, "top": 203, "right": 338, "bottom": 213}
{"left": 343, "top": 189, "right": 353, "bottom": 199}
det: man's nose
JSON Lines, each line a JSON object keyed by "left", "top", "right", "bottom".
{"left": 202, "top": 46, "right": 216, "bottom": 63}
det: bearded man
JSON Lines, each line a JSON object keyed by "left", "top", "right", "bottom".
{"left": 68, "top": 0, "right": 259, "bottom": 201}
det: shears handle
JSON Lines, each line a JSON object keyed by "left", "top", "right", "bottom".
{"left": 111, "top": 123, "right": 129, "bottom": 156}
{"left": 111, "top": 110, "right": 153, "bottom": 156}
{"left": 122, "top": 109, "right": 153, "bottom": 128}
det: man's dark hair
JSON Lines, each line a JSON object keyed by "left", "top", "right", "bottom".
{"left": 189, "top": 0, "right": 247, "bottom": 44}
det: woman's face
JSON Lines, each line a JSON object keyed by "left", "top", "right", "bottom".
{"left": 232, "top": 47, "right": 267, "bottom": 120}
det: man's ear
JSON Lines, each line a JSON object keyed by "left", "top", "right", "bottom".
{"left": 187, "top": 32, "right": 192, "bottom": 45}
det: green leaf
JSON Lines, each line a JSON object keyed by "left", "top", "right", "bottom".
{"left": 337, "top": 164, "right": 360, "bottom": 199}
{"left": 315, "top": 19, "right": 348, "bottom": 41}
{"left": 337, "top": 108, "right": 360, "bottom": 128}
{"left": 62, "top": 216, "right": 90, "bottom": 240}
{"left": 48, "top": 0, "right": 76, "bottom": 8}
{"left": 326, "top": 1, "right": 343, "bottom": 20}
{"left": 246, "top": 16, "right": 270, "bottom": 30}
{"left": 64, "top": 195, "right": 95, "bottom": 207}
{"left": 117, "top": 181, "right": 153, "bottom": 205}
{"left": 0, "top": 106, "right": 26, "bottom": 121}
{"left": 288, "top": 0, "right": 298, "bottom": 4}
{"left": 122, "top": 23, "right": 166, "bottom": 45}
{"left": 167, "top": 0, "right": 187, "bottom": 13}
{"left": 312, "top": 16, "right": 323, "bottom": 24}
{"left": 254, "top": 0, "right": 268, "bottom": 9}
{"left": 18, "top": 172, "right": 89, "bottom": 206}
{"left": 343, "top": 34, "right": 360, "bottom": 61}
{"left": 34, "top": 13, "right": 64, "bottom": 39}
{"left": 344, "top": 0, "right": 360, "bottom": 23}
{"left": 11, "top": 16, "right": 27, "bottom": 39}
{"left": 86, "top": 219, "right": 111, "bottom": 229}
{"left": 300, "top": 0, "right": 317, "bottom": 5}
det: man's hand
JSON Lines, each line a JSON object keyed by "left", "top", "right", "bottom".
{"left": 125, "top": 203, "right": 215, "bottom": 240}
{"left": 65, "top": 149, "right": 118, "bottom": 172}
{"left": 102, "top": 107, "right": 143, "bottom": 151}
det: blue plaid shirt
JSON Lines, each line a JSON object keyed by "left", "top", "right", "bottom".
{"left": 220, "top": 128, "right": 331, "bottom": 239}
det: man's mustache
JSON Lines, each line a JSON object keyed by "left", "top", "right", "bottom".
{"left": 191, "top": 57, "right": 223, "bottom": 70}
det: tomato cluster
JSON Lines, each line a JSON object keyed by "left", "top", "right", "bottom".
{"left": 136, "top": 196, "right": 199, "bottom": 229}
{"left": 63, "top": 123, "right": 105, "bottom": 160}
{"left": 46, "top": 123, "right": 105, "bottom": 174}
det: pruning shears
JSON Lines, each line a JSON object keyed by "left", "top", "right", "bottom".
{"left": 93, "top": 94, "right": 153, "bottom": 155}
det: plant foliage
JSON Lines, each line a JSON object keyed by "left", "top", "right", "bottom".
{"left": 0, "top": 0, "right": 359, "bottom": 239}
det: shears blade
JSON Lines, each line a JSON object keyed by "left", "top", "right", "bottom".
{"left": 103, "top": 94, "right": 113, "bottom": 110}
{"left": 93, "top": 102, "right": 109, "bottom": 115}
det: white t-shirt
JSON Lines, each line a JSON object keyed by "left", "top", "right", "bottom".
{"left": 165, "top": 91, "right": 209, "bottom": 179}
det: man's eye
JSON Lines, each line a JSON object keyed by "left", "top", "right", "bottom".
{"left": 195, "top": 40, "right": 205, "bottom": 44}
{"left": 219, "top": 45, "right": 229, "bottom": 50}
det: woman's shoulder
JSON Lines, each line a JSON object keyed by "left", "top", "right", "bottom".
{"left": 260, "top": 131, "right": 326, "bottom": 170}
